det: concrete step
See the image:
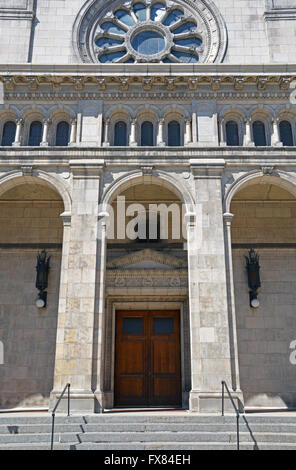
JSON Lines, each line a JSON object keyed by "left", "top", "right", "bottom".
{"left": 75, "top": 442, "right": 296, "bottom": 451}
{"left": 0, "top": 415, "right": 83, "bottom": 425}
{"left": 0, "top": 442, "right": 75, "bottom": 450}
{"left": 0, "top": 432, "right": 80, "bottom": 444}
{"left": 81, "top": 422, "right": 296, "bottom": 434}
{"left": 0, "top": 424, "right": 83, "bottom": 435}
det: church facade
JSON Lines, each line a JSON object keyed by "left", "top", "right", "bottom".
{"left": 0, "top": 0, "right": 296, "bottom": 413}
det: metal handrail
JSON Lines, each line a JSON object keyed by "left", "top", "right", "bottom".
{"left": 221, "top": 380, "right": 241, "bottom": 450}
{"left": 50, "top": 383, "right": 70, "bottom": 451}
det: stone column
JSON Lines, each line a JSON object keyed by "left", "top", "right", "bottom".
{"left": 103, "top": 119, "right": 110, "bottom": 146}
{"left": 188, "top": 159, "right": 242, "bottom": 412}
{"left": 219, "top": 118, "right": 226, "bottom": 146}
{"left": 69, "top": 119, "right": 77, "bottom": 146}
{"left": 157, "top": 118, "right": 165, "bottom": 146}
{"left": 191, "top": 111, "right": 198, "bottom": 145}
{"left": 223, "top": 212, "right": 243, "bottom": 408}
{"left": 94, "top": 213, "right": 108, "bottom": 410}
{"left": 129, "top": 119, "right": 137, "bottom": 146}
{"left": 243, "top": 119, "right": 255, "bottom": 146}
{"left": 271, "top": 118, "right": 283, "bottom": 147}
{"left": 184, "top": 119, "right": 192, "bottom": 146}
{"left": 41, "top": 119, "right": 50, "bottom": 146}
{"left": 12, "top": 119, "right": 23, "bottom": 146}
{"left": 50, "top": 160, "right": 104, "bottom": 413}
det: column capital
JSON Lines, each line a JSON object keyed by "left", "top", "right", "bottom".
{"left": 223, "top": 212, "right": 234, "bottom": 225}
{"left": 60, "top": 211, "right": 72, "bottom": 227}
{"left": 15, "top": 118, "right": 23, "bottom": 126}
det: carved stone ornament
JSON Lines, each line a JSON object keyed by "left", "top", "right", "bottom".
{"left": 73, "top": 0, "right": 228, "bottom": 64}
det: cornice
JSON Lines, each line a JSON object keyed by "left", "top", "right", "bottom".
{"left": 3, "top": 90, "right": 291, "bottom": 102}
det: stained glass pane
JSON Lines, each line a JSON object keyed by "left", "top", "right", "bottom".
{"left": 101, "top": 22, "right": 125, "bottom": 35}
{"left": 99, "top": 51, "right": 126, "bottom": 63}
{"left": 174, "top": 37, "right": 202, "bottom": 48}
{"left": 226, "top": 121, "right": 239, "bottom": 146}
{"left": 173, "top": 21, "right": 197, "bottom": 34}
{"left": 133, "top": 3, "right": 146, "bottom": 22}
{"left": 141, "top": 121, "right": 154, "bottom": 146}
{"left": 168, "top": 121, "right": 181, "bottom": 146}
{"left": 279, "top": 121, "right": 293, "bottom": 146}
{"left": 114, "top": 121, "right": 127, "bottom": 146}
{"left": 163, "top": 9, "right": 184, "bottom": 26}
{"left": 132, "top": 31, "right": 165, "bottom": 55}
{"left": 28, "top": 121, "right": 42, "bottom": 146}
{"left": 114, "top": 9, "right": 134, "bottom": 26}
{"left": 1, "top": 121, "right": 16, "bottom": 146}
{"left": 253, "top": 121, "right": 267, "bottom": 146}
{"left": 56, "top": 121, "right": 69, "bottom": 146}
{"left": 96, "top": 37, "right": 124, "bottom": 48}
{"left": 171, "top": 50, "right": 199, "bottom": 63}
{"left": 151, "top": 3, "right": 166, "bottom": 21}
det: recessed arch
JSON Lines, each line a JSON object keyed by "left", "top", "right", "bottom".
{"left": 0, "top": 170, "right": 72, "bottom": 213}
{"left": 100, "top": 170, "right": 195, "bottom": 214}
{"left": 224, "top": 170, "right": 296, "bottom": 213}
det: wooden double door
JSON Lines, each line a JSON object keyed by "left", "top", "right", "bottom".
{"left": 115, "top": 310, "right": 181, "bottom": 407}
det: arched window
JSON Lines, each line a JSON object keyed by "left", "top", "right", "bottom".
{"left": 279, "top": 120, "right": 294, "bottom": 146}
{"left": 226, "top": 120, "right": 239, "bottom": 146}
{"left": 168, "top": 121, "right": 181, "bottom": 146}
{"left": 1, "top": 121, "right": 16, "bottom": 146}
{"left": 252, "top": 121, "right": 267, "bottom": 146}
{"left": 114, "top": 121, "right": 127, "bottom": 146}
{"left": 28, "top": 121, "right": 42, "bottom": 146}
{"left": 56, "top": 121, "right": 70, "bottom": 146}
{"left": 141, "top": 121, "right": 154, "bottom": 146}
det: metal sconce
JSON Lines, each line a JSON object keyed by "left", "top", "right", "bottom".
{"left": 35, "top": 250, "right": 50, "bottom": 308}
{"left": 245, "top": 248, "right": 261, "bottom": 308}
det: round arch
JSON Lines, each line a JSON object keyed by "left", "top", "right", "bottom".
{"left": 0, "top": 170, "right": 72, "bottom": 213}
{"left": 100, "top": 170, "right": 195, "bottom": 214}
{"left": 224, "top": 169, "right": 296, "bottom": 213}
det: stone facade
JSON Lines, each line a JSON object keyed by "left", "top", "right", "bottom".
{"left": 0, "top": 0, "right": 296, "bottom": 413}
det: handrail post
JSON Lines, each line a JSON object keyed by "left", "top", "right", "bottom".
{"left": 67, "top": 384, "right": 70, "bottom": 417}
{"left": 51, "top": 412, "right": 55, "bottom": 451}
{"left": 222, "top": 381, "right": 225, "bottom": 416}
{"left": 50, "top": 383, "right": 71, "bottom": 450}
{"left": 236, "top": 414, "right": 240, "bottom": 451}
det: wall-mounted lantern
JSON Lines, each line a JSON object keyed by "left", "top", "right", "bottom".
{"left": 245, "top": 248, "right": 261, "bottom": 308}
{"left": 35, "top": 250, "right": 50, "bottom": 308}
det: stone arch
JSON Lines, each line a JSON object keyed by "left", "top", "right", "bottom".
{"left": 224, "top": 169, "right": 296, "bottom": 213}
{"left": 100, "top": 169, "right": 195, "bottom": 214}
{"left": 0, "top": 170, "right": 71, "bottom": 213}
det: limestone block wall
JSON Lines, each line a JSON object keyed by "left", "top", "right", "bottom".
{"left": 231, "top": 197, "right": 296, "bottom": 408}
{"left": 233, "top": 249, "right": 296, "bottom": 408}
{"left": 0, "top": 249, "right": 62, "bottom": 408}
{"left": 0, "top": 184, "right": 64, "bottom": 408}
{"left": 1, "top": 0, "right": 294, "bottom": 65}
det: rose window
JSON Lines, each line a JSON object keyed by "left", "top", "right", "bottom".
{"left": 95, "top": 1, "right": 204, "bottom": 63}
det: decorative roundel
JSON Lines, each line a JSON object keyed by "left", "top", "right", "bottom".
{"left": 73, "top": 0, "right": 228, "bottom": 64}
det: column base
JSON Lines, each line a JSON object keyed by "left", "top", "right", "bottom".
{"left": 189, "top": 390, "right": 244, "bottom": 413}
{"left": 49, "top": 389, "right": 98, "bottom": 414}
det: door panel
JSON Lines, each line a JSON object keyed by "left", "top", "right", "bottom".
{"left": 115, "top": 310, "right": 181, "bottom": 407}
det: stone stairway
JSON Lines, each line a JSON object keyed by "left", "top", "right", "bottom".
{"left": 0, "top": 413, "right": 296, "bottom": 450}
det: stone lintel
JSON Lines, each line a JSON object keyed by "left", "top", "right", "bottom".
{"left": 70, "top": 159, "right": 105, "bottom": 179}
{"left": 190, "top": 158, "right": 225, "bottom": 178}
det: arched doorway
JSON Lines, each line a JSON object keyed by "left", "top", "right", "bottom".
{"left": 100, "top": 178, "right": 191, "bottom": 409}
{"left": 0, "top": 180, "right": 64, "bottom": 409}
{"left": 230, "top": 178, "right": 296, "bottom": 409}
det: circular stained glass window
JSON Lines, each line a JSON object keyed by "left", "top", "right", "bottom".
{"left": 132, "top": 30, "right": 165, "bottom": 55}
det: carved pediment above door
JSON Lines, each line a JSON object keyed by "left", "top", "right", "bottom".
{"left": 106, "top": 249, "right": 187, "bottom": 271}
